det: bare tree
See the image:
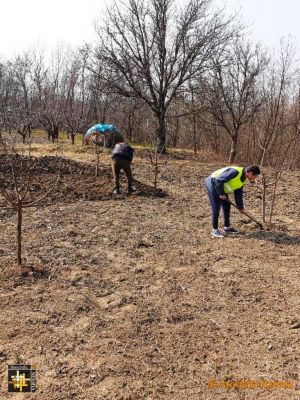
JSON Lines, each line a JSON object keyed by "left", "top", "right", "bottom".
{"left": 63, "top": 50, "right": 93, "bottom": 144}
{"left": 205, "top": 39, "right": 268, "bottom": 162}
{"left": 10, "top": 53, "right": 36, "bottom": 143}
{"left": 259, "top": 130, "right": 298, "bottom": 226}
{"left": 95, "top": 0, "right": 237, "bottom": 153}
{"left": 0, "top": 61, "right": 20, "bottom": 135}
{"left": 257, "top": 40, "right": 296, "bottom": 166}
{"left": 258, "top": 79, "right": 299, "bottom": 225}
{"left": 0, "top": 136, "right": 58, "bottom": 270}
{"left": 37, "top": 47, "right": 70, "bottom": 142}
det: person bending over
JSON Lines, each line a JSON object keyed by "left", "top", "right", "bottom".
{"left": 205, "top": 165, "right": 260, "bottom": 238}
{"left": 112, "top": 142, "right": 136, "bottom": 194}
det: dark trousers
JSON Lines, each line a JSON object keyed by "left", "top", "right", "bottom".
{"left": 205, "top": 177, "right": 231, "bottom": 229}
{"left": 112, "top": 159, "right": 133, "bottom": 189}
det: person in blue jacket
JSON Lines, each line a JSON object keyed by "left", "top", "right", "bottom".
{"left": 112, "top": 141, "right": 136, "bottom": 194}
{"left": 205, "top": 165, "right": 260, "bottom": 238}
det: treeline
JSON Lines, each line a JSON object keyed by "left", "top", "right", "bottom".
{"left": 0, "top": 0, "right": 300, "bottom": 167}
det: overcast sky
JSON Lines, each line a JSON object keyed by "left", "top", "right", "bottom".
{"left": 0, "top": 0, "right": 299, "bottom": 58}
{"left": 0, "top": 0, "right": 109, "bottom": 58}
{"left": 216, "top": 0, "right": 300, "bottom": 50}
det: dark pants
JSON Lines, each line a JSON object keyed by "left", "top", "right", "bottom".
{"left": 112, "top": 159, "right": 133, "bottom": 189}
{"left": 205, "top": 177, "right": 231, "bottom": 229}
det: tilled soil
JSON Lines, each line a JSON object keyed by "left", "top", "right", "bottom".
{"left": 0, "top": 154, "right": 299, "bottom": 400}
{"left": 0, "top": 155, "right": 165, "bottom": 203}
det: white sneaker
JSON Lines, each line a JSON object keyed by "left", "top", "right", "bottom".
{"left": 211, "top": 229, "right": 224, "bottom": 238}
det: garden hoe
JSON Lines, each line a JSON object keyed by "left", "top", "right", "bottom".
{"left": 227, "top": 199, "right": 265, "bottom": 230}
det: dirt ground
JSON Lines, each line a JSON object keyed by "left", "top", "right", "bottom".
{"left": 0, "top": 152, "right": 299, "bottom": 400}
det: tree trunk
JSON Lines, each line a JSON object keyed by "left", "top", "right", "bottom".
{"left": 228, "top": 136, "right": 238, "bottom": 163}
{"left": 191, "top": 88, "right": 198, "bottom": 154}
{"left": 261, "top": 174, "right": 266, "bottom": 223}
{"left": 192, "top": 113, "right": 197, "bottom": 154}
{"left": 157, "top": 113, "right": 166, "bottom": 154}
{"left": 172, "top": 117, "right": 179, "bottom": 148}
{"left": 54, "top": 127, "right": 59, "bottom": 142}
{"left": 153, "top": 151, "right": 159, "bottom": 190}
{"left": 17, "top": 205, "right": 22, "bottom": 267}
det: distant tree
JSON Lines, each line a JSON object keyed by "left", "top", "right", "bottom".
{"left": 205, "top": 39, "right": 268, "bottom": 163}
{"left": 257, "top": 40, "right": 296, "bottom": 166}
{"left": 0, "top": 61, "right": 18, "bottom": 134}
{"left": 62, "top": 49, "right": 93, "bottom": 144}
{"left": 10, "top": 53, "right": 36, "bottom": 143}
{"left": 37, "top": 47, "right": 69, "bottom": 142}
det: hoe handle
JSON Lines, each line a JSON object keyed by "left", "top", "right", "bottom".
{"left": 226, "top": 199, "right": 264, "bottom": 230}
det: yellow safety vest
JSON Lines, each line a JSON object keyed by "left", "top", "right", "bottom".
{"left": 211, "top": 166, "right": 248, "bottom": 194}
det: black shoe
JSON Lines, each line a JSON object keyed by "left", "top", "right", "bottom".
{"left": 224, "top": 226, "right": 239, "bottom": 234}
{"left": 113, "top": 188, "right": 121, "bottom": 194}
{"left": 127, "top": 186, "right": 136, "bottom": 194}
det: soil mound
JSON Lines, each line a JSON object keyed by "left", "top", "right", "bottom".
{"left": 0, "top": 154, "right": 166, "bottom": 203}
